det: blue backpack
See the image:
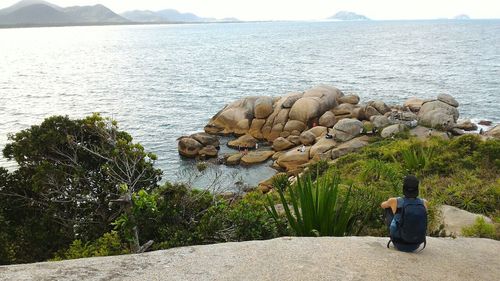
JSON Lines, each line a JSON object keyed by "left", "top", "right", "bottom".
{"left": 387, "top": 197, "right": 427, "bottom": 252}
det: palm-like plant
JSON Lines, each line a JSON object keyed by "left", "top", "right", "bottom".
{"left": 266, "top": 174, "right": 356, "bottom": 236}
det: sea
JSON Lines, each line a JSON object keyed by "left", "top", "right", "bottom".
{"left": 1, "top": 20, "right": 499, "bottom": 189}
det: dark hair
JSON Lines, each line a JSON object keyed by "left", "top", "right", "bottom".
{"left": 403, "top": 175, "right": 419, "bottom": 198}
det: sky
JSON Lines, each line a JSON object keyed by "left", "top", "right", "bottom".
{"left": 0, "top": 0, "right": 499, "bottom": 21}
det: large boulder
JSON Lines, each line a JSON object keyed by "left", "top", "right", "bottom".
{"left": 419, "top": 100, "right": 459, "bottom": 122}
{"left": 254, "top": 96, "right": 274, "bottom": 119}
{"left": 419, "top": 109, "right": 456, "bottom": 130}
{"left": 437, "top": 94, "right": 459, "bottom": 107}
{"left": 437, "top": 205, "right": 493, "bottom": 237}
{"left": 299, "top": 131, "right": 316, "bottom": 145}
{"left": 284, "top": 120, "right": 307, "bottom": 133}
{"left": 319, "top": 111, "right": 337, "bottom": 127}
{"left": 287, "top": 135, "right": 301, "bottom": 146}
{"left": 410, "top": 126, "right": 450, "bottom": 140}
{"left": 190, "top": 132, "right": 220, "bottom": 147}
{"left": 364, "top": 105, "right": 382, "bottom": 119}
{"left": 331, "top": 137, "right": 369, "bottom": 159}
{"left": 303, "top": 86, "right": 339, "bottom": 113}
{"left": 310, "top": 137, "right": 337, "bottom": 159}
{"left": 486, "top": 125, "right": 500, "bottom": 139}
{"left": 178, "top": 137, "right": 203, "bottom": 158}
{"left": 249, "top": 118, "right": 266, "bottom": 139}
{"left": 370, "top": 115, "right": 390, "bottom": 129}
{"left": 307, "top": 126, "right": 328, "bottom": 137}
{"left": 288, "top": 97, "right": 321, "bottom": 124}
{"left": 381, "top": 124, "right": 407, "bottom": 138}
{"left": 241, "top": 151, "right": 275, "bottom": 165}
{"left": 198, "top": 145, "right": 218, "bottom": 158}
{"left": 205, "top": 97, "right": 258, "bottom": 134}
{"left": 228, "top": 134, "right": 257, "bottom": 149}
{"left": 332, "top": 119, "right": 363, "bottom": 142}
{"left": 272, "top": 137, "right": 296, "bottom": 151}
{"left": 333, "top": 103, "right": 354, "bottom": 118}
{"left": 226, "top": 153, "right": 243, "bottom": 165}
{"left": 455, "top": 120, "right": 478, "bottom": 131}
{"left": 276, "top": 147, "right": 311, "bottom": 171}
{"left": 339, "top": 94, "right": 360, "bottom": 105}
{"left": 404, "top": 98, "right": 425, "bottom": 112}
{"left": 281, "top": 92, "right": 304, "bottom": 108}
{"left": 368, "top": 100, "right": 391, "bottom": 115}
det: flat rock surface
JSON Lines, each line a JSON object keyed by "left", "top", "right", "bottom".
{"left": 1, "top": 237, "right": 499, "bottom": 281}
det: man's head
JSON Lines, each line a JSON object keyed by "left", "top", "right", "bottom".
{"left": 403, "top": 175, "right": 419, "bottom": 198}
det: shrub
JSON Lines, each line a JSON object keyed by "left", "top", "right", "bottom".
{"left": 266, "top": 174, "right": 359, "bottom": 236}
{"left": 52, "top": 231, "right": 129, "bottom": 260}
{"left": 461, "top": 217, "right": 497, "bottom": 239}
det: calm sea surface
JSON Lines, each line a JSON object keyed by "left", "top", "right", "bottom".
{"left": 1, "top": 20, "right": 499, "bottom": 187}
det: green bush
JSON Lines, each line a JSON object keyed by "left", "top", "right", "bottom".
{"left": 53, "top": 231, "right": 129, "bottom": 260}
{"left": 461, "top": 217, "right": 497, "bottom": 239}
{"left": 267, "top": 174, "right": 360, "bottom": 236}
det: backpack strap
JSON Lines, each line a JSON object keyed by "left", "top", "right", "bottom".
{"left": 387, "top": 239, "right": 392, "bottom": 248}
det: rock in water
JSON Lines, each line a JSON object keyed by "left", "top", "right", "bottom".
{"left": 178, "top": 137, "right": 203, "bottom": 158}
{"left": 240, "top": 151, "right": 275, "bottom": 165}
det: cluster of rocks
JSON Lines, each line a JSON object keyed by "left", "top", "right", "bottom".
{"left": 178, "top": 85, "right": 497, "bottom": 191}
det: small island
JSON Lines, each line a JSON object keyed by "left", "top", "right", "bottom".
{"left": 328, "top": 11, "right": 370, "bottom": 21}
{"left": 453, "top": 14, "right": 471, "bottom": 20}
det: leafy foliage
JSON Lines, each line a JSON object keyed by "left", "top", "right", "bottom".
{"left": 53, "top": 231, "right": 129, "bottom": 260}
{"left": 266, "top": 174, "right": 359, "bottom": 236}
{"left": 461, "top": 217, "right": 497, "bottom": 239}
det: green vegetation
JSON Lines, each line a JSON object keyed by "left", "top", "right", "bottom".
{"left": 0, "top": 115, "right": 498, "bottom": 265}
{"left": 266, "top": 174, "right": 360, "bottom": 236}
{"left": 461, "top": 217, "right": 497, "bottom": 239}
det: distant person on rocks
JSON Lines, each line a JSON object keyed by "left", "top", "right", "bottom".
{"left": 300, "top": 144, "right": 306, "bottom": 153}
{"left": 381, "top": 175, "right": 428, "bottom": 252}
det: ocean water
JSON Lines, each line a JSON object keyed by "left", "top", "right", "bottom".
{"left": 1, "top": 20, "right": 499, "bottom": 187}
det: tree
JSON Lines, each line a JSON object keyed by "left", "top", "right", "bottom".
{"left": 1, "top": 114, "right": 162, "bottom": 261}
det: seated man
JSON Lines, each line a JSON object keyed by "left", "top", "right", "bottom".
{"left": 381, "top": 175, "right": 428, "bottom": 252}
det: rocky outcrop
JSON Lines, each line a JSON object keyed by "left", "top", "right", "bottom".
{"left": 437, "top": 205, "right": 493, "bottom": 237}
{"left": 455, "top": 120, "right": 478, "bottom": 131}
{"left": 404, "top": 97, "right": 425, "bottom": 112}
{"left": 272, "top": 137, "right": 295, "bottom": 151}
{"left": 3, "top": 237, "right": 498, "bottom": 281}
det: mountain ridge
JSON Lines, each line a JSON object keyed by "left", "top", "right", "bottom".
{"left": 0, "top": 0, "right": 128, "bottom": 26}
{"left": 328, "top": 11, "right": 370, "bottom": 21}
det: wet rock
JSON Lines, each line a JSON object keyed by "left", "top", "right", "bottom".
{"left": 190, "top": 132, "right": 220, "bottom": 147}
{"left": 226, "top": 153, "right": 244, "bottom": 165}
{"left": 198, "top": 145, "right": 218, "bottom": 158}
{"left": 240, "top": 151, "right": 275, "bottom": 165}
{"left": 178, "top": 137, "right": 203, "bottom": 158}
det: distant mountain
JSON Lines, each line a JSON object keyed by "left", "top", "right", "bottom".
{"left": 453, "top": 14, "right": 471, "bottom": 20}
{"left": 328, "top": 11, "right": 370, "bottom": 21}
{"left": 121, "top": 9, "right": 233, "bottom": 23}
{"left": 0, "top": 0, "right": 129, "bottom": 26}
